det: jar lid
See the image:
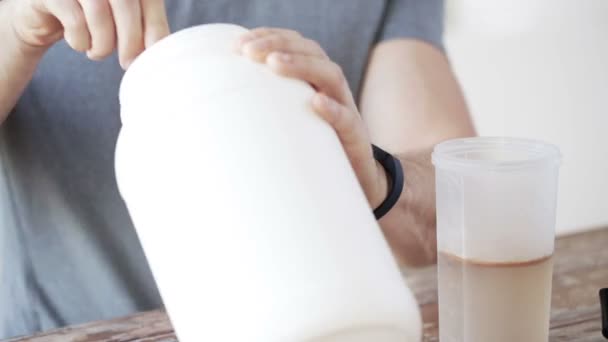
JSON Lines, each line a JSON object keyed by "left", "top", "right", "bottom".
{"left": 119, "top": 24, "right": 249, "bottom": 108}
{"left": 118, "top": 24, "right": 313, "bottom": 124}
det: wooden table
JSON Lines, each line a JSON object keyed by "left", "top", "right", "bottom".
{"left": 7, "top": 227, "right": 608, "bottom": 342}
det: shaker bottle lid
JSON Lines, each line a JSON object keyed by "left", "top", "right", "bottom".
{"left": 432, "top": 137, "right": 561, "bottom": 171}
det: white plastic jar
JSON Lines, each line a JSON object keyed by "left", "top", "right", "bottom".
{"left": 115, "top": 24, "right": 421, "bottom": 341}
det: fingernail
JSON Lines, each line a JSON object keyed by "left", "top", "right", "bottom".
{"left": 145, "top": 30, "right": 167, "bottom": 49}
{"left": 278, "top": 53, "right": 292, "bottom": 63}
{"left": 238, "top": 33, "right": 255, "bottom": 46}
{"left": 234, "top": 34, "right": 253, "bottom": 54}
{"left": 122, "top": 59, "right": 133, "bottom": 70}
{"left": 267, "top": 52, "right": 289, "bottom": 66}
{"left": 86, "top": 50, "right": 103, "bottom": 61}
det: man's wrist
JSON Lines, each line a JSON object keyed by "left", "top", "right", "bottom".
{"left": 378, "top": 150, "right": 437, "bottom": 267}
{"left": 371, "top": 145, "right": 404, "bottom": 219}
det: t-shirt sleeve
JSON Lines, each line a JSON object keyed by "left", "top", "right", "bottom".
{"left": 377, "top": 0, "right": 445, "bottom": 51}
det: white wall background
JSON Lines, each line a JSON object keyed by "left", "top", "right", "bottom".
{"left": 444, "top": 0, "right": 608, "bottom": 235}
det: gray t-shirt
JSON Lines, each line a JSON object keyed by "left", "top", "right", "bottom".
{"left": 0, "top": 0, "right": 443, "bottom": 338}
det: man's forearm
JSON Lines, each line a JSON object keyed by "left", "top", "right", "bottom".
{"left": 360, "top": 40, "right": 475, "bottom": 154}
{"left": 360, "top": 39, "right": 475, "bottom": 266}
{"left": 0, "top": 0, "right": 45, "bottom": 123}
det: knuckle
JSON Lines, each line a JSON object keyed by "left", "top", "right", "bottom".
{"left": 336, "top": 110, "right": 354, "bottom": 131}
{"left": 64, "top": 8, "right": 86, "bottom": 30}
{"left": 286, "top": 29, "right": 302, "bottom": 37}
{"left": 306, "top": 39, "right": 328, "bottom": 57}
{"left": 88, "top": 44, "right": 113, "bottom": 59}
{"left": 345, "top": 115, "right": 364, "bottom": 138}
{"left": 251, "top": 27, "right": 273, "bottom": 37}
{"left": 109, "top": 0, "right": 138, "bottom": 12}
{"left": 306, "top": 39, "right": 322, "bottom": 50}
{"left": 330, "top": 62, "right": 345, "bottom": 83}
{"left": 82, "top": 0, "right": 105, "bottom": 15}
{"left": 270, "top": 34, "right": 289, "bottom": 46}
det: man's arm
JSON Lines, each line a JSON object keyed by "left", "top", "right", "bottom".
{"left": 234, "top": 29, "right": 472, "bottom": 266}
{"left": 0, "top": 0, "right": 44, "bottom": 124}
{"left": 359, "top": 40, "right": 476, "bottom": 266}
{"left": 360, "top": 40, "right": 475, "bottom": 154}
{"left": 0, "top": 0, "right": 170, "bottom": 125}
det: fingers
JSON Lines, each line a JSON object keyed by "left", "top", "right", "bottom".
{"left": 266, "top": 52, "right": 352, "bottom": 106}
{"left": 239, "top": 27, "right": 360, "bottom": 134}
{"left": 240, "top": 27, "right": 386, "bottom": 211}
{"left": 39, "top": 0, "right": 169, "bottom": 67}
{"left": 312, "top": 92, "right": 383, "bottom": 205}
{"left": 140, "top": 0, "right": 170, "bottom": 48}
{"left": 240, "top": 34, "right": 326, "bottom": 62}
{"left": 109, "top": 0, "right": 144, "bottom": 69}
{"left": 79, "top": 0, "right": 115, "bottom": 60}
{"left": 248, "top": 27, "right": 302, "bottom": 40}
{"left": 238, "top": 27, "right": 324, "bottom": 57}
{"left": 238, "top": 27, "right": 354, "bottom": 106}
{"left": 40, "top": 0, "right": 91, "bottom": 51}
{"left": 237, "top": 28, "right": 325, "bottom": 62}
{"left": 312, "top": 93, "right": 368, "bottom": 147}
{"left": 109, "top": 0, "right": 169, "bottom": 67}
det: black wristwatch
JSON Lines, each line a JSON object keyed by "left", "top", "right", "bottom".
{"left": 372, "top": 144, "right": 404, "bottom": 220}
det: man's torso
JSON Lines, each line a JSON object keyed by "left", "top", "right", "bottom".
{"left": 0, "top": 0, "right": 389, "bottom": 337}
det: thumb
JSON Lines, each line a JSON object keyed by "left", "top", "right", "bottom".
{"left": 312, "top": 93, "right": 388, "bottom": 207}
{"left": 312, "top": 93, "right": 367, "bottom": 148}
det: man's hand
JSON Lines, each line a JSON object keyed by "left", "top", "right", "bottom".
{"left": 236, "top": 27, "right": 389, "bottom": 210}
{"left": 7, "top": 0, "right": 169, "bottom": 68}
{"left": 236, "top": 28, "right": 476, "bottom": 267}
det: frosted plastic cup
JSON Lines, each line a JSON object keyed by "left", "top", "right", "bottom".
{"left": 432, "top": 137, "right": 561, "bottom": 342}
